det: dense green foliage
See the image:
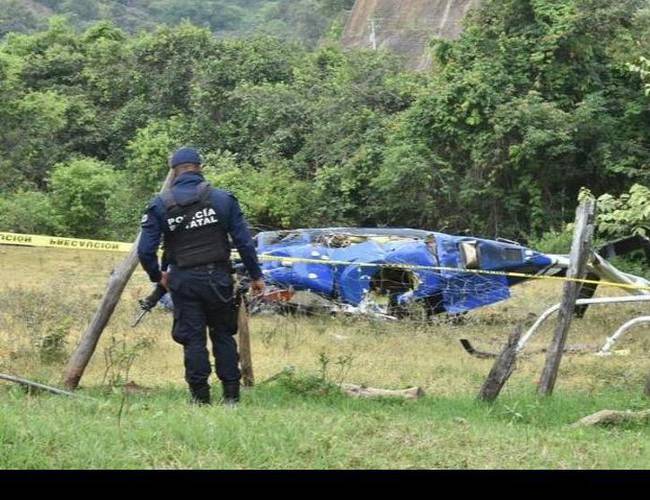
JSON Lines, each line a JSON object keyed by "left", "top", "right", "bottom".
{"left": 0, "top": 0, "right": 354, "bottom": 45}
{"left": 598, "top": 184, "right": 650, "bottom": 238}
{"left": 0, "top": 0, "right": 649, "bottom": 243}
{"left": 380, "top": 0, "right": 650, "bottom": 238}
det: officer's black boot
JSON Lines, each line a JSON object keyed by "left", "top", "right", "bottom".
{"left": 189, "top": 383, "right": 211, "bottom": 406}
{"left": 222, "top": 381, "right": 240, "bottom": 407}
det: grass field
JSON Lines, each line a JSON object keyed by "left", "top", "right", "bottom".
{"left": 2, "top": 245, "right": 650, "bottom": 469}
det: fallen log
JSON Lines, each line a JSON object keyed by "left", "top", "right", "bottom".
{"left": 256, "top": 367, "right": 424, "bottom": 400}
{"left": 0, "top": 373, "right": 77, "bottom": 397}
{"left": 571, "top": 409, "right": 650, "bottom": 427}
{"left": 339, "top": 383, "right": 424, "bottom": 400}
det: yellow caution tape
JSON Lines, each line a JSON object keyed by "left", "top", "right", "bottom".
{"left": 2, "top": 231, "right": 649, "bottom": 292}
{"left": 0, "top": 231, "right": 132, "bottom": 253}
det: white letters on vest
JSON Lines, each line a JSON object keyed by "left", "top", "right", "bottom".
{"left": 167, "top": 208, "right": 218, "bottom": 231}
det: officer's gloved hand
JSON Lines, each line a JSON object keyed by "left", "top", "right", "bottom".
{"left": 250, "top": 278, "right": 265, "bottom": 297}
{"left": 139, "top": 284, "right": 168, "bottom": 312}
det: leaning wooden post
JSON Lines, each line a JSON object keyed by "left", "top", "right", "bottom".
{"left": 537, "top": 198, "right": 597, "bottom": 396}
{"left": 62, "top": 170, "right": 176, "bottom": 390}
{"left": 237, "top": 295, "right": 255, "bottom": 387}
{"left": 477, "top": 326, "right": 523, "bottom": 402}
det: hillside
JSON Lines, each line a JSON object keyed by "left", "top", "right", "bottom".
{"left": 341, "top": 0, "right": 481, "bottom": 69}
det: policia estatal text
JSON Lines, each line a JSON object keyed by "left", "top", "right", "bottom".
{"left": 138, "top": 147, "right": 265, "bottom": 406}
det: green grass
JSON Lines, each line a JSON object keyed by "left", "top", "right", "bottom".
{"left": 2, "top": 383, "right": 650, "bottom": 469}
{"left": 2, "top": 245, "right": 650, "bottom": 469}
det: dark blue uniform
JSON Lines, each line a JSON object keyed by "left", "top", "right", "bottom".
{"left": 138, "top": 171, "right": 262, "bottom": 391}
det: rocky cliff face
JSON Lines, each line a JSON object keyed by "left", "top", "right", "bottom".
{"left": 341, "top": 0, "right": 481, "bottom": 70}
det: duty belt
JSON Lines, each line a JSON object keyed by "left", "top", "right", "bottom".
{"left": 174, "top": 261, "right": 233, "bottom": 273}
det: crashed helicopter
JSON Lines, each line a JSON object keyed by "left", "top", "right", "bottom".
{"left": 236, "top": 228, "right": 650, "bottom": 320}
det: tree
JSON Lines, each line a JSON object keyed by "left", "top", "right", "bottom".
{"left": 0, "top": 90, "right": 71, "bottom": 191}
{"left": 390, "top": 0, "right": 650, "bottom": 238}
{"left": 598, "top": 184, "right": 650, "bottom": 238}
{"left": 130, "top": 23, "right": 216, "bottom": 116}
{"left": 1, "top": 1, "right": 649, "bottom": 242}
{"left": 49, "top": 157, "right": 120, "bottom": 238}
{"left": 0, "top": 191, "right": 62, "bottom": 235}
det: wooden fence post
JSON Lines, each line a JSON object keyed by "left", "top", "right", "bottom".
{"left": 62, "top": 170, "right": 176, "bottom": 390}
{"left": 537, "top": 199, "right": 597, "bottom": 396}
{"left": 477, "top": 326, "right": 523, "bottom": 402}
{"left": 237, "top": 295, "right": 255, "bottom": 387}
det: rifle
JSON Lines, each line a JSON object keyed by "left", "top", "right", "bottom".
{"left": 132, "top": 284, "right": 168, "bottom": 327}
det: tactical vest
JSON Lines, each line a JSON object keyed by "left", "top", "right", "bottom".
{"left": 161, "top": 181, "right": 230, "bottom": 269}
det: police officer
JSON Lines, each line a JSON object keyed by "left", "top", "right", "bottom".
{"left": 138, "top": 147, "right": 265, "bottom": 406}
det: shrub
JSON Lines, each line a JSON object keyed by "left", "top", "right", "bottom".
{"left": 527, "top": 227, "right": 574, "bottom": 254}
{"left": 203, "top": 152, "right": 317, "bottom": 229}
{"left": 598, "top": 184, "right": 650, "bottom": 238}
{"left": 49, "top": 157, "right": 120, "bottom": 238}
{"left": 0, "top": 285, "right": 87, "bottom": 365}
{"left": 36, "top": 317, "right": 72, "bottom": 364}
{"left": 0, "top": 190, "right": 63, "bottom": 235}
